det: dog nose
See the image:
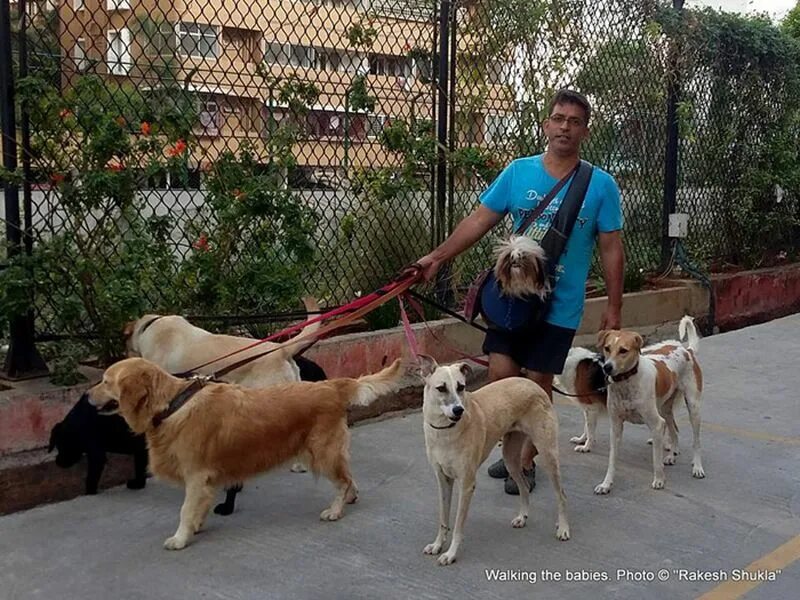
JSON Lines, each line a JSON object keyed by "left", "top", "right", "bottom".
{"left": 452, "top": 405, "right": 464, "bottom": 417}
{"left": 602, "top": 363, "right": 613, "bottom": 375}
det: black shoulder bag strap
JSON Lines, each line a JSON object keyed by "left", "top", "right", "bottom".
{"left": 513, "top": 162, "right": 579, "bottom": 236}
{"left": 539, "top": 159, "right": 595, "bottom": 285}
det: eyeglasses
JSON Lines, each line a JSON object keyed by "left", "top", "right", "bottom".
{"left": 548, "top": 114, "right": 584, "bottom": 128}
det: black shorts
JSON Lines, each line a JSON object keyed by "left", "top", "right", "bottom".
{"left": 482, "top": 321, "right": 576, "bottom": 375}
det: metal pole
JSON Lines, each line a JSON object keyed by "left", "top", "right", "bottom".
{"left": 661, "top": 0, "right": 684, "bottom": 272}
{"left": 432, "top": 0, "right": 450, "bottom": 304}
{"left": 1, "top": 0, "right": 48, "bottom": 379}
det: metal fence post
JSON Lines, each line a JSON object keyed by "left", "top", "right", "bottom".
{"left": 661, "top": 0, "right": 684, "bottom": 271}
{"left": 1, "top": 0, "right": 48, "bottom": 379}
{"left": 433, "top": 0, "right": 451, "bottom": 303}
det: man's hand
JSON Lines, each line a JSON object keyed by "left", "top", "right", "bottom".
{"left": 599, "top": 304, "right": 621, "bottom": 331}
{"left": 410, "top": 254, "right": 443, "bottom": 283}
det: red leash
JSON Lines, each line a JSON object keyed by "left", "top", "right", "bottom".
{"left": 180, "top": 269, "right": 422, "bottom": 376}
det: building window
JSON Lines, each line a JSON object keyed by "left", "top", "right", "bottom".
{"left": 366, "top": 114, "right": 386, "bottom": 138}
{"left": 484, "top": 114, "right": 518, "bottom": 145}
{"left": 142, "top": 20, "right": 175, "bottom": 57}
{"left": 265, "top": 42, "right": 291, "bottom": 66}
{"left": 369, "top": 54, "right": 411, "bottom": 78}
{"left": 290, "top": 45, "right": 315, "bottom": 68}
{"left": 107, "top": 29, "right": 132, "bottom": 75}
{"left": 305, "top": 110, "right": 366, "bottom": 140}
{"left": 178, "top": 22, "right": 218, "bottom": 59}
{"left": 74, "top": 38, "right": 87, "bottom": 72}
{"left": 222, "top": 27, "right": 260, "bottom": 63}
{"left": 107, "top": 0, "right": 131, "bottom": 10}
{"left": 196, "top": 100, "right": 220, "bottom": 137}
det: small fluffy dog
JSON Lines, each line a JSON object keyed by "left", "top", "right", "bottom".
{"left": 493, "top": 235, "right": 549, "bottom": 299}
{"left": 594, "top": 316, "right": 705, "bottom": 495}
{"left": 419, "top": 355, "right": 569, "bottom": 566}
{"left": 48, "top": 392, "right": 147, "bottom": 495}
{"left": 87, "top": 357, "right": 409, "bottom": 550}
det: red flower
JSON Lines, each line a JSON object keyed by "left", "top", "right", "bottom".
{"left": 106, "top": 159, "right": 124, "bottom": 171}
{"left": 50, "top": 173, "right": 65, "bottom": 185}
{"left": 59, "top": 109, "right": 73, "bottom": 120}
{"left": 403, "top": 43, "right": 411, "bottom": 53}
{"left": 140, "top": 121, "right": 151, "bottom": 135}
{"left": 167, "top": 139, "right": 187, "bottom": 157}
{"left": 193, "top": 234, "right": 209, "bottom": 252}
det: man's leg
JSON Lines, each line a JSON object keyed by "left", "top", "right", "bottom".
{"left": 520, "top": 370, "right": 554, "bottom": 467}
{"left": 486, "top": 352, "right": 521, "bottom": 480}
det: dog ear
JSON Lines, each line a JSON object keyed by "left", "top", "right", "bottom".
{"left": 632, "top": 332, "right": 644, "bottom": 350}
{"left": 417, "top": 354, "right": 438, "bottom": 379}
{"left": 48, "top": 423, "right": 61, "bottom": 452}
{"left": 457, "top": 363, "right": 473, "bottom": 378}
{"left": 597, "top": 329, "right": 612, "bottom": 349}
{"left": 122, "top": 320, "right": 137, "bottom": 340}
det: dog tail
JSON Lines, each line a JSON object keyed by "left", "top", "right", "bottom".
{"left": 350, "top": 359, "right": 410, "bottom": 407}
{"left": 679, "top": 315, "right": 700, "bottom": 352}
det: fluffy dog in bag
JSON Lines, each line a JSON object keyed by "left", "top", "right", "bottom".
{"left": 493, "top": 235, "right": 550, "bottom": 301}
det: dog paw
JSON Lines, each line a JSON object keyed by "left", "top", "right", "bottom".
{"left": 651, "top": 478, "right": 666, "bottom": 490}
{"left": 213, "top": 502, "right": 234, "bottom": 516}
{"left": 126, "top": 478, "right": 146, "bottom": 490}
{"left": 511, "top": 515, "right": 527, "bottom": 528}
{"left": 663, "top": 454, "right": 677, "bottom": 466}
{"left": 437, "top": 552, "right": 457, "bottom": 566}
{"left": 556, "top": 525, "right": 571, "bottom": 541}
{"left": 289, "top": 462, "right": 307, "bottom": 473}
{"left": 574, "top": 443, "right": 592, "bottom": 453}
{"left": 569, "top": 434, "right": 587, "bottom": 444}
{"left": 163, "top": 536, "right": 188, "bottom": 550}
{"left": 423, "top": 542, "right": 443, "bottom": 555}
{"left": 692, "top": 464, "right": 706, "bottom": 479}
{"left": 594, "top": 482, "right": 612, "bottom": 495}
{"left": 319, "top": 508, "right": 343, "bottom": 521}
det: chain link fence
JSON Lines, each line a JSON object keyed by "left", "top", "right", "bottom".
{"left": 2, "top": 0, "right": 799, "bottom": 364}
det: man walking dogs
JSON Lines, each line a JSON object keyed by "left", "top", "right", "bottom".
{"left": 413, "top": 89, "right": 625, "bottom": 494}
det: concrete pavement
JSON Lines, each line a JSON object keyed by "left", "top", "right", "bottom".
{"left": 1, "top": 316, "right": 799, "bottom": 599}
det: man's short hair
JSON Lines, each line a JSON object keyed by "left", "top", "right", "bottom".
{"left": 549, "top": 89, "right": 591, "bottom": 125}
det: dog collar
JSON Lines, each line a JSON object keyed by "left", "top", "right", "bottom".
{"left": 151, "top": 376, "right": 209, "bottom": 428}
{"left": 427, "top": 420, "right": 458, "bottom": 430}
{"left": 609, "top": 363, "right": 639, "bottom": 383}
{"left": 139, "top": 315, "right": 163, "bottom": 335}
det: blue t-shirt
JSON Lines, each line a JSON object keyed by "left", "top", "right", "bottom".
{"left": 480, "top": 154, "right": 623, "bottom": 330}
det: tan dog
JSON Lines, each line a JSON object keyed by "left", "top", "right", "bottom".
{"left": 419, "top": 355, "right": 569, "bottom": 566}
{"left": 87, "top": 357, "right": 409, "bottom": 550}
{"left": 123, "top": 297, "right": 322, "bottom": 388}
{"left": 594, "top": 316, "right": 704, "bottom": 495}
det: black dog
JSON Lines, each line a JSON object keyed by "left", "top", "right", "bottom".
{"left": 212, "top": 355, "right": 328, "bottom": 515}
{"left": 48, "top": 393, "right": 148, "bottom": 495}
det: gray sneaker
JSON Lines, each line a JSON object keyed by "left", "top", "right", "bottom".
{"left": 487, "top": 458, "right": 508, "bottom": 479}
{"left": 504, "top": 467, "right": 536, "bottom": 495}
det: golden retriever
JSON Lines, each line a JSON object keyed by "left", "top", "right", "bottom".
{"left": 86, "top": 357, "right": 409, "bottom": 550}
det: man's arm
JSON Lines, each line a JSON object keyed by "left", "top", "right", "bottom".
{"left": 415, "top": 205, "right": 504, "bottom": 281}
{"left": 598, "top": 230, "right": 624, "bottom": 330}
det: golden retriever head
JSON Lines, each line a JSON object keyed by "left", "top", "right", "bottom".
{"left": 597, "top": 329, "right": 643, "bottom": 378}
{"left": 86, "top": 357, "right": 173, "bottom": 433}
{"left": 493, "top": 235, "right": 549, "bottom": 299}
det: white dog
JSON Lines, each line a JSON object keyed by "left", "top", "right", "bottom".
{"left": 594, "top": 316, "right": 705, "bottom": 494}
{"left": 419, "top": 355, "right": 569, "bottom": 566}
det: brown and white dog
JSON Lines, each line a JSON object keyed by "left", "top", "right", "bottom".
{"left": 493, "top": 235, "right": 549, "bottom": 299}
{"left": 87, "top": 357, "right": 410, "bottom": 550}
{"left": 593, "top": 316, "right": 705, "bottom": 494}
{"left": 555, "top": 347, "right": 608, "bottom": 453}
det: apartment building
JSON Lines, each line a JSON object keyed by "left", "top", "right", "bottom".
{"left": 54, "top": 0, "right": 515, "bottom": 186}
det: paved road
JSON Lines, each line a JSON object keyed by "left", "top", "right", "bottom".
{"left": 2, "top": 316, "right": 799, "bottom": 600}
